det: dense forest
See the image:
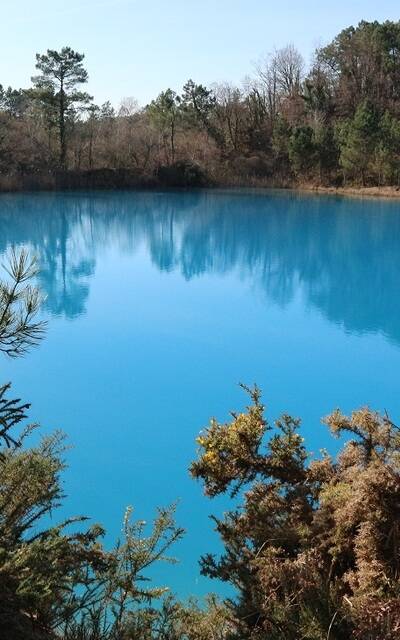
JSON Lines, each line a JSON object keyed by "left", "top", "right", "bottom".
{"left": 2, "top": 249, "right": 400, "bottom": 639}
{"left": 2, "top": 19, "right": 400, "bottom": 190}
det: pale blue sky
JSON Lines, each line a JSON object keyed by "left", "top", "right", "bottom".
{"left": 2, "top": 1, "right": 400, "bottom": 107}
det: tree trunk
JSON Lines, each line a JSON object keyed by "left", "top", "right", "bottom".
{"left": 59, "top": 80, "right": 67, "bottom": 169}
{"left": 88, "top": 127, "right": 93, "bottom": 170}
{"left": 170, "top": 120, "right": 175, "bottom": 163}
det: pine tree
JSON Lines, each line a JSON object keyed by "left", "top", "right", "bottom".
{"left": 31, "top": 47, "right": 92, "bottom": 168}
{"left": 288, "top": 125, "right": 316, "bottom": 176}
{"left": 339, "top": 100, "right": 379, "bottom": 184}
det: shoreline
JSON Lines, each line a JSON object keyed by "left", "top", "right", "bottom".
{"left": 1, "top": 171, "right": 400, "bottom": 200}
{"left": 295, "top": 183, "right": 400, "bottom": 200}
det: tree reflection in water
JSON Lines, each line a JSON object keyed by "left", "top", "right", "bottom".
{"left": 0, "top": 189, "right": 399, "bottom": 343}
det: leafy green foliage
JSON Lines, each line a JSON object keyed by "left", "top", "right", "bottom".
{"left": 148, "top": 89, "right": 181, "bottom": 163}
{"left": 289, "top": 125, "right": 316, "bottom": 175}
{"left": 61, "top": 505, "right": 184, "bottom": 640}
{"left": 339, "top": 100, "right": 380, "bottom": 184}
{"left": 181, "top": 80, "right": 216, "bottom": 128}
{"left": 64, "top": 592, "right": 231, "bottom": 640}
{"left": 317, "top": 20, "right": 400, "bottom": 113}
{"left": 373, "top": 111, "right": 400, "bottom": 185}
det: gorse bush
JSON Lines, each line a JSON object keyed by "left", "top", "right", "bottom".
{"left": 191, "top": 386, "right": 400, "bottom": 639}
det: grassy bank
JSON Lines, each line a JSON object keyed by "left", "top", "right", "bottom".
{"left": 297, "top": 183, "right": 400, "bottom": 199}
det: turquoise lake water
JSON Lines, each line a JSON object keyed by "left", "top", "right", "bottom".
{"left": 1, "top": 188, "right": 400, "bottom": 597}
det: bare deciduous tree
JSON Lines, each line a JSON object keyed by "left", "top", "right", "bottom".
{"left": 273, "top": 44, "right": 304, "bottom": 96}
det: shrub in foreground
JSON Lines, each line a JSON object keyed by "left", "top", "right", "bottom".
{"left": 191, "top": 385, "right": 400, "bottom": 639}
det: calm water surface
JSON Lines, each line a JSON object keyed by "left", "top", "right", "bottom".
{"left": 1, "top": 188, "right": 400, "bottom": 596}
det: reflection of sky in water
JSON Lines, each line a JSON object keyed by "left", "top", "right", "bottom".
{"left": 0, "top": 188, "right": 400, "bottom": 597}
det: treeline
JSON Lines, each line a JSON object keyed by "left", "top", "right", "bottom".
{"left": 2, "top": 19, "right": 400, "bottom": 189}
